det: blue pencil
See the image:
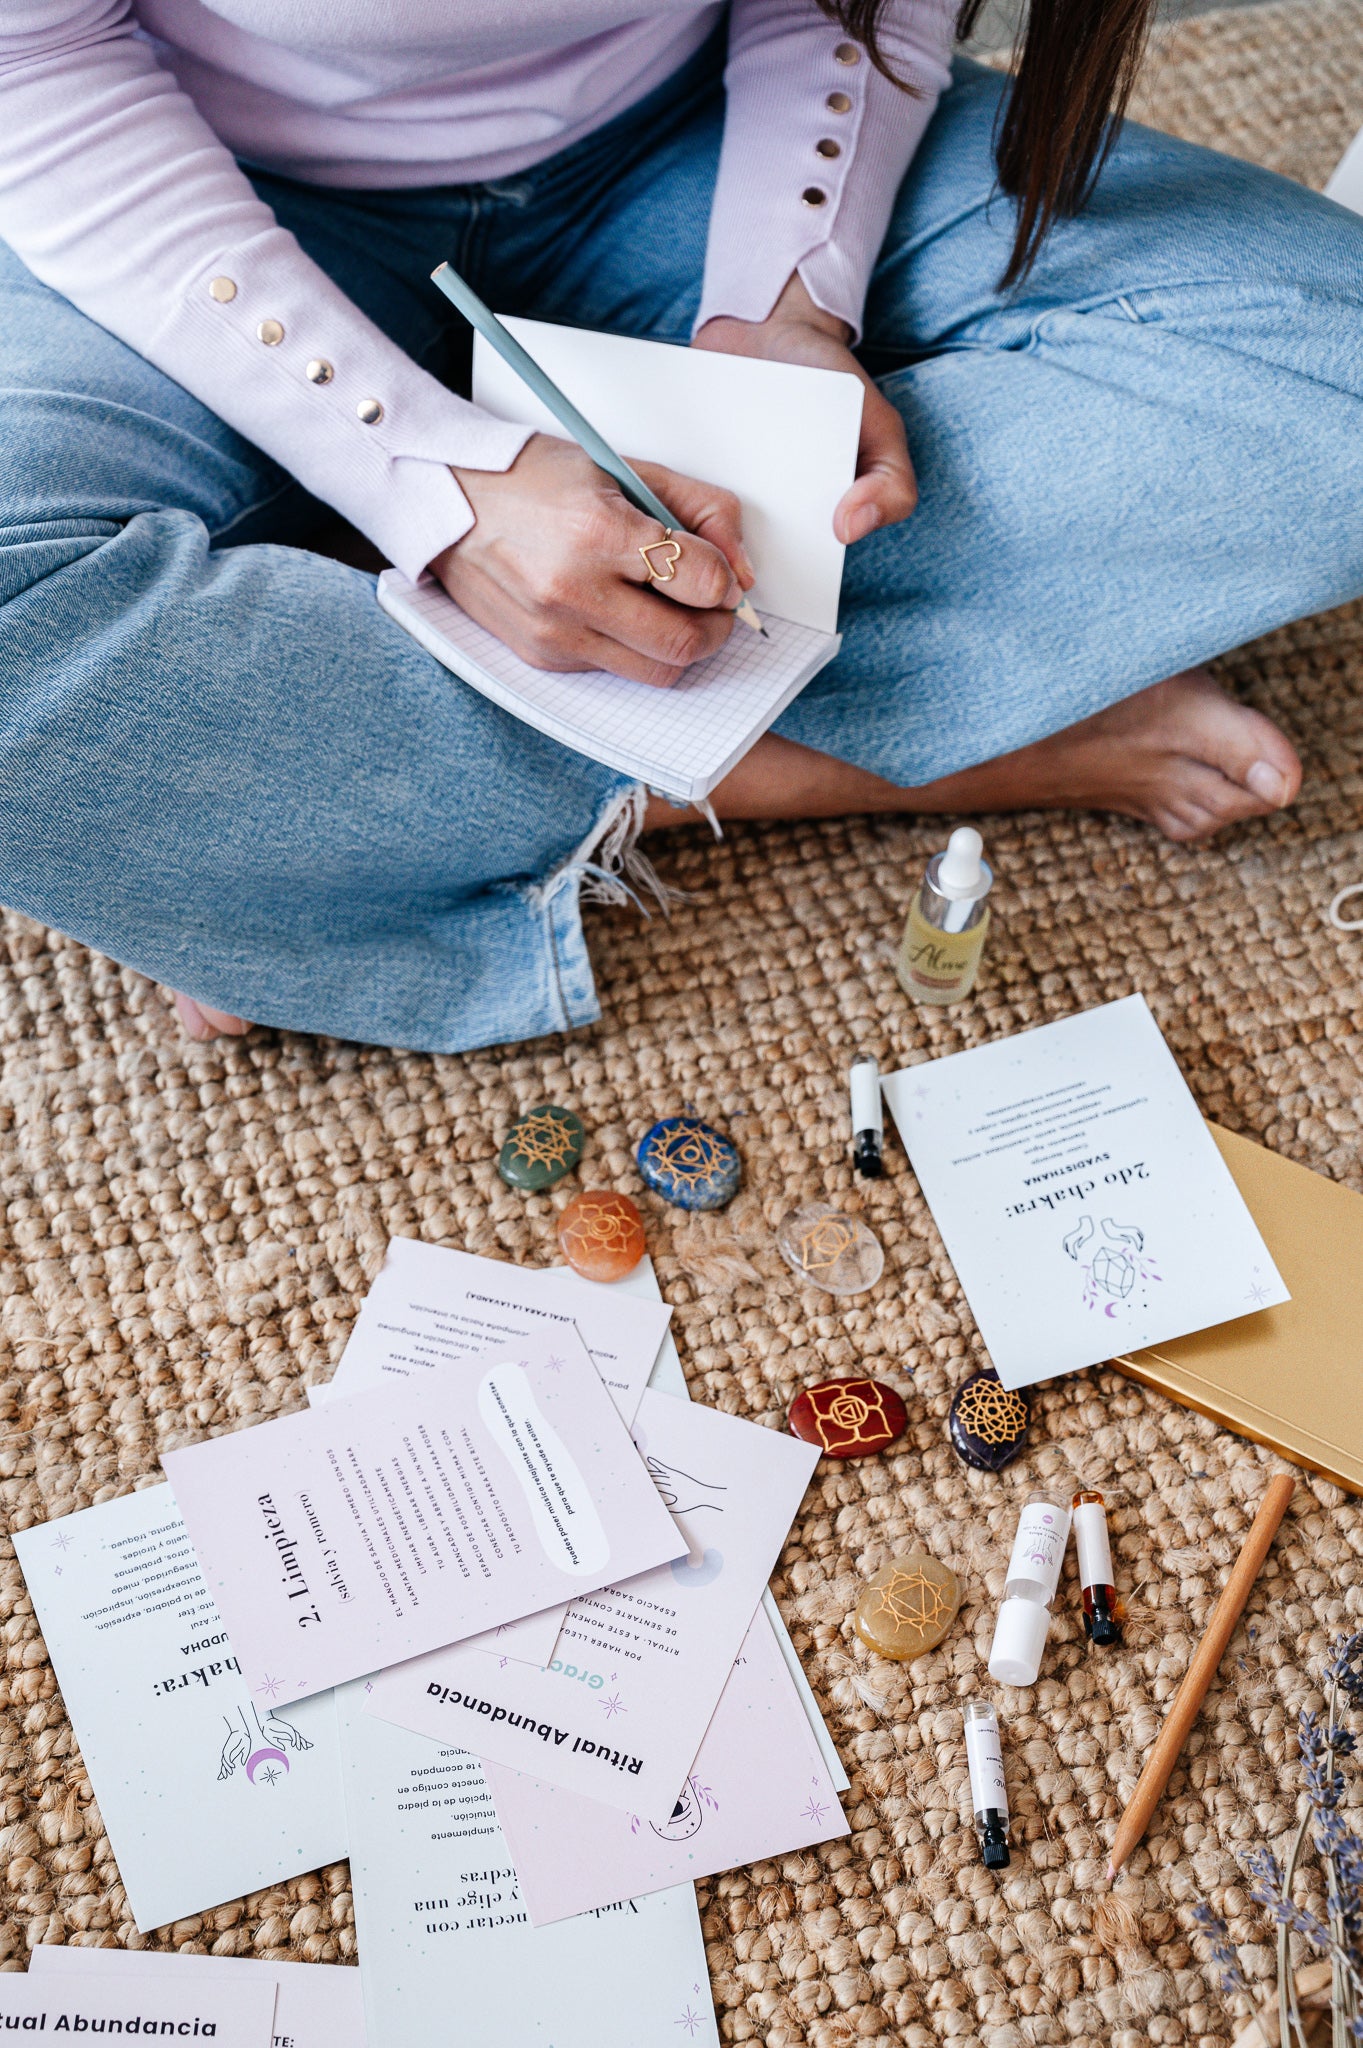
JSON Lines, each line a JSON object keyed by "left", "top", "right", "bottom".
{"left": 431, "top": 261, "right": 765, "bottom": 635}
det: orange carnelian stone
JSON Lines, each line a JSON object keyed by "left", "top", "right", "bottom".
{"left": 557, "top": 1190, "right": 647, "bottom": 1282}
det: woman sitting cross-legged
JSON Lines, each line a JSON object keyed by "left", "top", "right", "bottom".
{"left": 0, "top": 0, "right": 1354, "bottom": 1053}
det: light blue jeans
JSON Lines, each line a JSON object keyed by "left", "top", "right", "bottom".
{"left": 5, "top": 45, "right": 1363, "bottom": 1052}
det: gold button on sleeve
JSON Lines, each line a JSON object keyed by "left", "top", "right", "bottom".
{"left": 816, "top": 138, "right": 842, "bottom": 159}
{"left": 256, "top": 318, "right": 284, "bottom": 346}
{"left": 208, "top": 276, "right": 237, "bottom": 303}
{"left": 802, "top": 187, "right": 828, "bottom": 208}
{"left": 826, "top": 90, "right": 852, "bottom": 112}
{"left": 834, "top": 40, "right": 861, "bottom": 63}
{"left": 356, "top": 397, "right": 384, "bottom": 425}
{"left": 306, "top": 358, "right": 334, "bottom": 385}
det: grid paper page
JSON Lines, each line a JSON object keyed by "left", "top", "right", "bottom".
{"left": 378, "top": 571, "right": 839, "bottom": 803}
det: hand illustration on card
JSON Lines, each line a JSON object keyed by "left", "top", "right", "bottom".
{"left": 638, "top": 1443, "right": 728, "bottom": 1585}
{"left": 216, "top": 1700, "right": 314, "bottom": 1784}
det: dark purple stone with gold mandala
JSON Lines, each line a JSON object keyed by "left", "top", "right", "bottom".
{"left": 788, "top": 1376, "right": 909, "bottom": 1458}
{"left": 948, "top": 1369, "right": 1031, "bottom": 1471}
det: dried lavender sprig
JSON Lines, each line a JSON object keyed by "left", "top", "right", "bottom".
{"left": 1191, "top": 1905, "right": 1277, "bottom": 2048}
{"left": 1326, "top": 1632, "right": 1363, "bottom": 1711}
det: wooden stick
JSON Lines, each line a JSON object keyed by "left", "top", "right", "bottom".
{"left": 1107, "top": 1470, "right": 1296, "bottom": 1882}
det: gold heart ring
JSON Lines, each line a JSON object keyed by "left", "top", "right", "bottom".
{"left": 639, "top": 531, "right": 683, "bottom": 584}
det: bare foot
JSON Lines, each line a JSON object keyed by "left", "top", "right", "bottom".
{"left": 645, "top": 668, "right": 1302, "bottom": 845}
{"left": 174, "top": 992, "right": 253, "bottom": 1042}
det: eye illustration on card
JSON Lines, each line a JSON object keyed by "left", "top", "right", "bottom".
{"left": 635, "top": 1774, "right": 718, "bottom": 1841}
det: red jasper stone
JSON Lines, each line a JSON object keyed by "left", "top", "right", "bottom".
{"left": 557, "top": 1189, "right": 647, "bottom": 1282}
{"left": 788, "top": 1376, "right": 908, "bottom": 1458}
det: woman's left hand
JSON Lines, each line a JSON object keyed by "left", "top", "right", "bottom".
{"left": 692, "top": 272, "right": 916, "bottom": 544}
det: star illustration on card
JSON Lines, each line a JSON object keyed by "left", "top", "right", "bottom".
{"left": 364, "top": 1682, "right": 373, "bottom": 1694}
{"left": 51, "top": 1530, "right": 73, "bottom": 1552}
{"left": 1245, "top": 1278, "right": 1273, "bottom": 1306}
{"left": 258, "top": 1764, "right": 282, "bottom": 1787}
{"left": 801, "top": 1794, "right": 831, "bottom": 1826}
{"left": 255, "top": 1674, "right": 285, "bottom": 1701}
{"left": 601, "top": 1693, "right": 626, "bottom": 1719}
{"left": 53, "top": 1566, "right": 62, "bottom": 1577}
{"left": 499, "top": 1657, "right": 509, "bottom": 1670}
{"left": 675, "top": 2008, "right": 703, "bottom": 2037}
{"left": 544, "top": 1354, "right": 567, "bottom": 1373}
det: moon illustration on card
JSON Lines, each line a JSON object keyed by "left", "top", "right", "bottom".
{"left": 245, "top": 1746, "right": 290, "bottom": 1783}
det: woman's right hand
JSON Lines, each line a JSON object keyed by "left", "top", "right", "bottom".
{"left": 431, "top": 434, "right": 755, "bottom": 688}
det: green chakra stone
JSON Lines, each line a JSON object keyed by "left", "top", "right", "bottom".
{"left": 497, "top": 1104, "right": 586, "bottom": 1190}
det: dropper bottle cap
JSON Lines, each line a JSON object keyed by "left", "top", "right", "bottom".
{"left": 934, "top": 827, "right": 991, "bottom": 903}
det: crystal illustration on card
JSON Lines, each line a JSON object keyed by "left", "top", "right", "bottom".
{"left": 1062, "top": 1215, "right": 1162, "bottom": 1316}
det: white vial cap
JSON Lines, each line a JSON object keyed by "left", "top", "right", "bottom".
{"left": 937, "top": 827, "right": 986, "bottom": 899}
{"left": 987, "top": 1596, "right": 1051, "bottom": 1686}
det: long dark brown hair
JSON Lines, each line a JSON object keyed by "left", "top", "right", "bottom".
{"left": 820, "top": 0, "right": 1159, "bottom": 285}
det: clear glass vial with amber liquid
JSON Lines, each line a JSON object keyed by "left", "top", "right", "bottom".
{"left": 1072, "top": 1488, "right": 1124, "bottom": 1646}
{"left": 896, "top": 827, "right": 993, "bottom": 1005}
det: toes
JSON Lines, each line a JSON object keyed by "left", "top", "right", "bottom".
{"left": 1169, "top": 676, "right": 1301, "bottom": 811}
{"left": 173, "top": 992, "right": 252, "bottom": 1041}
{"left": 1172, "top": 759, "right": 1277, "bottom": 832}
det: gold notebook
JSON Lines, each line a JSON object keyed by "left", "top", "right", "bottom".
{"left": 1114, "top": 1123, "right": 1363, "bottom": 1494}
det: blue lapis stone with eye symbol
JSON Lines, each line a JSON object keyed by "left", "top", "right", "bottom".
{"left": 636, "top": 1115, "right": 741, "bottom": 1211}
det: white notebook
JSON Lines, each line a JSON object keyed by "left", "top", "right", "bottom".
{"left": 377, "top": 319, "right": 862, "bottom": 803}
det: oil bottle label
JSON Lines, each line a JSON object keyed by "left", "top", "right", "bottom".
{"left": 896, "top": 901, "right": 990, "bottom": 1000}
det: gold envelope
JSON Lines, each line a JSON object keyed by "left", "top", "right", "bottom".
{"left": 1114, "top": 1122, "right": 1363, "bottom": 1496}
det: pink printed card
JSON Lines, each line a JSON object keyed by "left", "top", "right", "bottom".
{"left": 484, "top": 1608, "right": 848, "bottom": 1923}
{"left": 365, "top": 1390, "right": 819, "bottom": 1822}
{"left": 162, "top": 1331, "right": 686, "bottom": 1704}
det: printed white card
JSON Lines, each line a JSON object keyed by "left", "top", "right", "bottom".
{"left": 881, "top": 994, "right": 1289, "bottom": 1388}
{"left": 336, "top": 1679, "right": 719, "bottom": 2048}
{"left": 366, "top": 1391, "right": 819, "bottom": 1822}
{"left": 312, "top": 1245, "right": 668, "bottom": 1671}
{"left": 28, "top": 1949, "right": 364, "bottom": 2048}
{"left": 13, "top": 1487, "right": 344, "bottom": 1933}
{"left": 162, "top": 1331, "right": 685, "bottom": 1705}
{"left": 484, "top": 1607, "right": 847, "bottom": 1923}
{"left": 0, "top": 1964, "right": 275, "bottom": 2045}
{"left": 325, "top": 1238, "right": 670, "bottom": 1414}
{"left": 616, "top": 1259, "right": 849, "bottom": 1797}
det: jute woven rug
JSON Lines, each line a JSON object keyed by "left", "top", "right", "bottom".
{"left": 5, "top": 7, "right": 1363, "bottom": 2042}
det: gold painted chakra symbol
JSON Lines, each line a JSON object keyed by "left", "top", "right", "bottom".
{"left": 853, "top": 1552, "right": 962, "bottom": 1661}
{"left": 948, "top": 1370, "right": 1031, "bottom": 1472}
{"left": 636, "top": 1115, "right": 741, "bottom": 1211}
{"left": 498, "top": 1103, "right": 585, "bottom": 1190}
{"left": 787, "top": 1375, "right": 908, "bottom": 1458}
{"left": 556, "top": 1189, "right": 647, "bottom": 1283}
{"left": 776, "top": 1202, "right": 885, "bottom": 1297}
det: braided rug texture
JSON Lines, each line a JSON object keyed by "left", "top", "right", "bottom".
{"left": 5, "top": 6, "right": 1363, "bottom": 2043}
